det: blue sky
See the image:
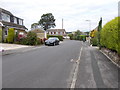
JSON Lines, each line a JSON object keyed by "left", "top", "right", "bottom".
{"left": 0, "top": 0, "right": 119, "bottom": 32}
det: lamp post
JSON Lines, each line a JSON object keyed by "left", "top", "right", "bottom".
{"left": 86, "top": 20, "right": 91, "bottom": 45}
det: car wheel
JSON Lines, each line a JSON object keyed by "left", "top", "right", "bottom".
{"left": 53, "top": 43, "right": 55, "bottom": 46}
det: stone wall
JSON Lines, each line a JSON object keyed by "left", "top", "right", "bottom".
{"left": 101, "top": 48, "right": 120, "bottom": 67}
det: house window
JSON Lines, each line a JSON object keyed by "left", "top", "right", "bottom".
{"left": 54, "top": 32, "right": 56, "bottom": 34}
{"left": 18, "top": 19, "right": 23, "bottom": 25}
{"left": 51, "top": 32, "right": 52, "bottom": 34}
{"left": 14, "top": 17, "right": 17, "bottom": 24}
{"left": 19, "top": 32, "right": 24, "bottom": 35}
{"left": 1, "top": 13, "right": 10, "bottom": 22}
{"left": 58, "top": 32, "right": 60, "bottom": 34}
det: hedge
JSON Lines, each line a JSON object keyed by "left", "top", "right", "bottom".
{"left": 47, "top": 35, "right": 63, "bottom": 41}
{"left": 100, "top": 17, "right": 119, "bottom": 54}
{"left": 6, "top": 28, "right": 15, "bottom": 43}
{"left": 90, "top": 31, "right": 98, "bottom": 46}
{"left": 79, "top": 35, "right": 87, "bottom": 41}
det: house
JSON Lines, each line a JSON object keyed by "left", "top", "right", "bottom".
{"left": 47, "top": 29, "right": 67, "bottom": 37}
{"left": 0, "top": 8, "right": 27, "bottom": 42}
{"left": 31, "top": 28, "right": 45, "bottom": 39}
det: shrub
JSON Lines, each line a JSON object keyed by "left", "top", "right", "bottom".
{"left": 20, "top": 31, "right": 38, "bottom": 45}
{"left": 100, "top": 17, "right": 119, "bottom": 54}
{"left": 36, "top": 38, "right": 41, "bottom": 45}
{"left": 79, "top": 35, "right": 87, "bottom": 41}
{"left": 27, "top": 31, "right": 37, "bottom": 45}
{"left": 90, "top": 31, "right": 98, "bottom": 46}
{"left": 6, "top": 28, "right": 15, "bottom": 43}
{"left": 68, "top": 34, "right": 73, "bottom": 40}
{"left": 47, "top": 35, "right": 63, "bottom": 41}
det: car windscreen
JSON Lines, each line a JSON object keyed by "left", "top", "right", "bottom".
{"left": 48, "top": 38, "right": 56, "bottom": 40}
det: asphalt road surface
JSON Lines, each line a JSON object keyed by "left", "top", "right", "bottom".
{"left": 2, "top": 40, "right": 119, "bottom": 88}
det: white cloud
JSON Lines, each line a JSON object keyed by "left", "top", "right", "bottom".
{"left": 0, "top": 0, "right": 118, "bottom": 32}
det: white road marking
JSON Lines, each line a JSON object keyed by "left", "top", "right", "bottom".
{"left": 70, "top": 47, "right": 83, "bottom": 89}
{"left": 70, "top": 59, "right": 74, "bottom": 62}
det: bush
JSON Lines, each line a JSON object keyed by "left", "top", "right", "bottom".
{"left": 90, "top": 31, "right": 98, "bottom": 46}
{"left": 47, "top": 35, "right": 63, "bottom": 41}
{"left": 20, "top": 31, "right": 38, "bottom": 45}
{"left": 79, "top": 35, "right": 87, "bottom": 41}
{"left": 100, "top": 17, "right": 119, "bottom": 54}
{"left": 68, "top": 34, "right": 73, "bottom": 40}
{"left": 6, "top": 28, "right": 15, "bottom": 43}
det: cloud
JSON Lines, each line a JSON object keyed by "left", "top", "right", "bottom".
{"left": 0, "top": 0, "right": 118, "bottom": 32}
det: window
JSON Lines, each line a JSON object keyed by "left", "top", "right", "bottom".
{"left": 19, "top": 19, "right": 23, "bottom": 25}
{"left": 56, "top": 32, "right": 58, "bottom": 34}
{"left": 51, "top": 32, "right": 53, "bottom": 35}
{"left": 14, "top": 17, "right": 17, "bottom": 24}
{"left": 1, "top": 13, "right": 10, "bottom": 22}
{"left": 19, "top": 32, "right": 24, "bottom": 35}
{"left": 54, "top": 32, "right": 56, "bottom": 34}
{"left": 58, "top": 32, "right": 60, "bottom": 34}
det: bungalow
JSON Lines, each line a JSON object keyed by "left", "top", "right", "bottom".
{"left": 31, "top": 28, "right": 45, "bottom": 39}
{"left": 0, "top": 8, "right": 27, "bottom": 42}
{"left": 47, "top": 29, "right": 67, "bottom": 37}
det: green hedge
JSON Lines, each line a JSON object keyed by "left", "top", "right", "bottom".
{"left": 6, "top": 28, "right": 15, "bottom": 43}
{"left": 100, "top": 17, "right": 119, "bottom": 54}
{"left": 79, "top": 35, "right": 87, "bottom": 41}
{"left": 47, "top": 35, "right": 63, "bottom": 41}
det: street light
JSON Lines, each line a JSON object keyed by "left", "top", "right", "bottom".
{"left": 85, "top": 20, "right": 91, "bottom": 45}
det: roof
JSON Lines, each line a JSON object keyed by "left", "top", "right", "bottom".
{"left": 2, "top": 21, "right": 27, "bottom": 30}
{"left": 31, "top": 28, "right": 45, "bottom": 33}
{"left": 0, "top": 8, "right": 23, "bottom": 20}
{"left": 47, "top": 29, "right": 66, "bottom": 32}
{"left": 0, "top": 8, "right": 13, "bottom": 16}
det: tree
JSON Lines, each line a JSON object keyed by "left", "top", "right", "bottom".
{"left": 31, "top": 23, "right": 39, "bottom": 29}
{"left": 38, "top": 13, "right": 56, "bottom": 38}
{"left": 74, "top": 30, "right": 81, "bottom": 40}
{"left": 98, "top": 17, "right": 102, "bottom": 49}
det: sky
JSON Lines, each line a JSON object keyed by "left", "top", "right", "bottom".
{"left": 0, "top": 0, "right": 119, "bottom": 32}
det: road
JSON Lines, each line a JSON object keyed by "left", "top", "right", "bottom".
{"left": 2, "top": 40, "right": 119, "bottom": 88}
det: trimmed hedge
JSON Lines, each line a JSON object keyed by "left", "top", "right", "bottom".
{"left": 6, "top": 28, "right": 15, "bottom": 43}
{"left": 47, "top": 35, "right": 63, "bottom": 41}
{"left": 100, "top": 17, "right": 119, "bottom": 54}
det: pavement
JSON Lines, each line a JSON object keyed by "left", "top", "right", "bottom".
{"left": 75, "top": 42, "right": 119, "bottom": 88}
{"left": 1, "top": 43, "right": 39, "bottom": 55}
{"left": 2, "top": 40, "right": 119, "bottom": 89}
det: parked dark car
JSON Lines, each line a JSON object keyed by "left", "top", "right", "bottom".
{"left": 45, "top": 37, "right": 60, "bottom": 46}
